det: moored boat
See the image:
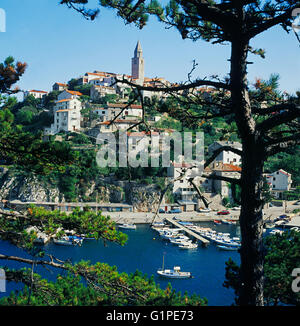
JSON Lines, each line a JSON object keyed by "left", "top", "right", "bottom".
{"left": 53, "top": 235, "right": 83, "bottom": 246}
{"left": 169, "top": 238, "right": 192, "bottom": 245}
{"left": 157, "top": 266, "right": 192, "bottom": 278}
{"left": 157, "top": 256, "right": 192, "bottom": 278}
{"left": 178, "top": 242, "right": 198, "bottom": 249}
{"left": 117, "top": 223, "right": 136, "bottom": 230}
{"left": 217, "top": 245, "right": 239, "bottom": 251}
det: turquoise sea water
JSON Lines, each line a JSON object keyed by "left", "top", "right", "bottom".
{"left": 0, "top": 222, "right": 240, "bottom": 306}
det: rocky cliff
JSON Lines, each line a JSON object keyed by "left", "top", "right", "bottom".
{"left": 0, "top": 170, "right": 162, "bottom": 212}
{"left": 0, "top": 172, "right": 61, "bottom": 203}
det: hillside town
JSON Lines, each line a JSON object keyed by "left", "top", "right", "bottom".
{"left": 1, "top": 0, "right": 300, "bottom": 309}
{"left": 8, "top": 41, "right": 296, "bottom": 220}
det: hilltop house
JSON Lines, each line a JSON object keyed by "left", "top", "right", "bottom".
{"left": 52, "top": 83, "right": 68, "bottom": 92}
{"left": 97, "top": 119, "right": 139, "bottom": 133}
{"left": 57, "top": 90, "right": 83, "bottom": 101}
{"left": 92, "top": 103, "right": 143, "bottom": 121}
{"left": 79, "top": 71, "right": 117, "bottom": 85}
{"left": 44, "top": 98, "right": 82, "bottom": 135}
{"left": 24, "top": 89, "right": 48, "bottom": 100}
{"left": 90, "top": 85, "right": 117, "bottom": 102}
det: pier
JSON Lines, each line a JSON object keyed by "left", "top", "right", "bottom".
{"left": 164, "top": 217, "right": 210, "bottom": 246}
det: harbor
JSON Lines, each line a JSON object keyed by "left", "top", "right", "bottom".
{"left": 0, "top": 222, "right": 241, "bottom": 306}
{"left": 164, "top": 217, "right": 210, "bottom": 246}
{"left": 1, "top": 211, "right": 299, "bottom": 305}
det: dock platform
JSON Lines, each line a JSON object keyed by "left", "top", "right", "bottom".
{"left": 165, "top": 217, "right": 210, "bottom": 246}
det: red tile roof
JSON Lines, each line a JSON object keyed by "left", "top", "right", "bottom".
{"left": 55, "top": 83, "right": 68, "bottom": 87}
{"left": 66, "top": 90, "right": 82, "bottom": 96}
{"left": 56, "top": 99, "right": 72, "bottom": 103}
{"left": 28, "top": 90, "right": 48, "bottom": 93}
{"left": 107, "top": 103, "right": 142, "bottom": 109}
{"left": 56, "top": 109, "right": 73, "bottom": 113}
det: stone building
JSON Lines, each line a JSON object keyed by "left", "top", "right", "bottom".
{"left": 131, "top": 41, "right": 145, "bottom": 85}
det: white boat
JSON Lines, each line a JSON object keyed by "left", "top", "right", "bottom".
{"left": 178, "top": 242, "right": 198, "bottom": 249}
{"left": 169, "top": 238, "right": 192, "bottom": 245}
{"left": 159, "top": 229, "right": 183, "bottom": 239}
{"left": 53, "top": 238, "right": 73, "bottom": 246}
{"left": 215, "top": 239, "right": 240, "bottom": 248}
{"left": 270, "top": 229, "right": 283, "bottom": 235}
{"left": 157, "top": 228, "right": 181, "bottom": 235}
{"left": 265, "top": 223, "right": 275, "bottom": 229}
{"left": 117, "top": 223, "right": 136, "bottom": 230}
{"left": 274, "top": 220, "right": 286, "bottom": 226}
{"left": 151, "top": 222, "right": 166, "bottom": 228}
{"left": 291, "top": 227, "right": 300, "bottom": 232}
{"left": 157, "top": 257, "right": 192, "bottom": 278}
{"left": 53, "top": 235, "right": 82, "bottom": 246}
{"left": 217, "top": 245, "right": 239, "bottom": 251}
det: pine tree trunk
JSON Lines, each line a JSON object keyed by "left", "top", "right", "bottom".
{"left": 230, "top": 36, "right": 265, "bottom": 305}
{"left": 239, "top": 144, "right": 265, "bottom": 306}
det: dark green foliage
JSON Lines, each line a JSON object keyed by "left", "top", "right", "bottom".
{"left": 0, "top": 265, "right": 207, "bottom": 306}
{"left": 224, "top": 231, "right": 300, "bottom": 306}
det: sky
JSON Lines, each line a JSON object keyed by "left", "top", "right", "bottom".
{"left": 0, "top": 0, "right": 299, "bottom": 99}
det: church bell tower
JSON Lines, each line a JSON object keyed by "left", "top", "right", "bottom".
{"left": 131, "top": 41, "right": 144, "bottom": 85}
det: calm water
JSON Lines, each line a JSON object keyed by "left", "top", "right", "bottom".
{"left": 0, "top": 222, "right": 240, "bottom": 306}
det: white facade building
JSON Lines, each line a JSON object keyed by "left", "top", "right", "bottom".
{"left": 92, "top": 103, "right": 143, "bottom": 121}
{"left": 90, "top": 85, "right": 116, "bottom": 102}
{"left": 24, "top": 89, "right": 48, "bottom": 100}
{"left": 208, "top": 141, "right": 242, "bottom": 165}
{"left": 57, "top": 90, "right": 82, "bottom": 101}
{"left": 52, "top": 83, "right": 68, "bottom": 92}
{"left": 98, "top": 119, "right": 139, "bottom": 133}
{"left": 266, "top": 169, "right": 292, "bottom": 191}
{"left": 44, "top": 98, "right": 82, "bottom": 135}
{"left": 167, "top": 162, "right": 203, "bottom": 202}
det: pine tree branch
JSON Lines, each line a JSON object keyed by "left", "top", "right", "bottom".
{"left": 204, "top": 145, "right": 242, "bottom": 169}
{"left": 256, "top": 105, "right": 300, "bottom": 132}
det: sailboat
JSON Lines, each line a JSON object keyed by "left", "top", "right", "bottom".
{"left": 156, "top": 255, "right": 192, "bottom": 279}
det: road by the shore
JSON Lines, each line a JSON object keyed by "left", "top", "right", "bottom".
{"left": 103, "top": 202, "right": 300, "bottom": 225}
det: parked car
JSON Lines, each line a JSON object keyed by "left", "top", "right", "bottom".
{"left": 217, "top": 210, "right": 230, "bottom": 215}
{"left": 231, "top": 206, "right": 241, "bottom": 210}
{"left": 169, "top": 208, "right": 182, "bottom": 214}
{"left": 159, "top": 208, "right": 166, "bottom": 214}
